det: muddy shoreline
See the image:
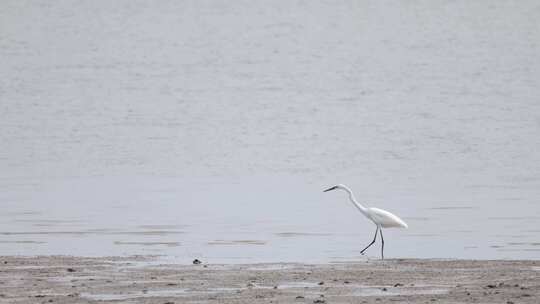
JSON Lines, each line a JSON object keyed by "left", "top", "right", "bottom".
{"left": 0, "top": 256, "right": 538, "bottom": 303}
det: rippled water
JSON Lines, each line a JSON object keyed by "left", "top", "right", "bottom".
{"left": 1, "top": 1, "right": 539, "bottom": 262}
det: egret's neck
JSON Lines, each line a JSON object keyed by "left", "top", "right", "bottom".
{"left": 342, "top": 187, "right": 368, "bottom": 215}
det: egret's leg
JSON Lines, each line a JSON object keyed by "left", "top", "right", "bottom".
{"left": 380, "top": 228, "right": 385, "bottom": 260}
{"left": 360, "top": 227, "right": 378, "bottom": 255}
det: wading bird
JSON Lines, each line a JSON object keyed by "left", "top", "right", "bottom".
{"left": 323, "top": 184, "right": 408, "bottom": 259}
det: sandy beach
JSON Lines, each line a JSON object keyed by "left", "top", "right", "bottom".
{"left": 1, "top": 256, "right": 538, "bottom": 303}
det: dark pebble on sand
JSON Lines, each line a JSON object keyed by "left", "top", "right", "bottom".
{"left": 382, "top": 287, "right": 387, "bottom": 291}
{"left": 344, "top": 280, "right": 351, "bottom": 284}
{"left": 192, "top": 259, "right": 202, "bottom": 265}
{"left": 507, "top": 301, "right": 514, "bottom": 304}
{"left": 486, "top": 284, "right": 496, "bottom": 288}
{"left": 296, "top": 296, "right": 304, "bottom": 299}
{"left": 67, "top": 268, "right": 75, "bottom": 272}
{"left": 394, "top": 283, "right": 403, "bottom": 287}
{"left": 164, "top": 302, "right": 175, "bottom": 304}
{"left": 313, "top": 299, "right": 325, "bottom": 303}
{"left": 318, "top": 281, "right": 324, "bottom": 285}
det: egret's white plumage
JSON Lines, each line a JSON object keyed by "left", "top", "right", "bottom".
{"left": 323, "top": 184, "right": 408, "bottom": 259}
{"left": 366, "top": 207, "right": 408, "bottom": 228}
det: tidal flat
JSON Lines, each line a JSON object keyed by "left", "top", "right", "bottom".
{"left": 0, "top": 255, "right": 538, "bottom": 303}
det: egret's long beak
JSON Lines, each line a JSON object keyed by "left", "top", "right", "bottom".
{"left": 323, "top": 186, "right": 338, "bottom": 192}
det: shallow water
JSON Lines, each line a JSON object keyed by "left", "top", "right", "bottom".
{"left": 1, "top": 1, "right": 539, "bottom": 262}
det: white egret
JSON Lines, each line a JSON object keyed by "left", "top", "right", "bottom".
{"left": 324, "top": 184, "right": 408, "bottom": 259}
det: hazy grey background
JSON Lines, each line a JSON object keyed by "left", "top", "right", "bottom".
{"left": 1, "top": 0, "right": 539, "bottom": 262}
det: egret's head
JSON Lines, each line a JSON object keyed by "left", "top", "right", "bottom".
{"left": 323, "top": 184, "right": 347, "bottom": 192}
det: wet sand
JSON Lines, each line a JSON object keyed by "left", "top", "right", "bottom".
{"left": 1, "top": 256, "right": 538, "bottom": 303}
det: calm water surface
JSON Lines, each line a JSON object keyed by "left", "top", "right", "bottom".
{"left": 1, "top": 1, "right": 539, "bottom": 262}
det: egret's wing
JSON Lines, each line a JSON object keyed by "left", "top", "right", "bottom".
{"left": 368, "top": 207, "right": 408, "bottom": 228}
